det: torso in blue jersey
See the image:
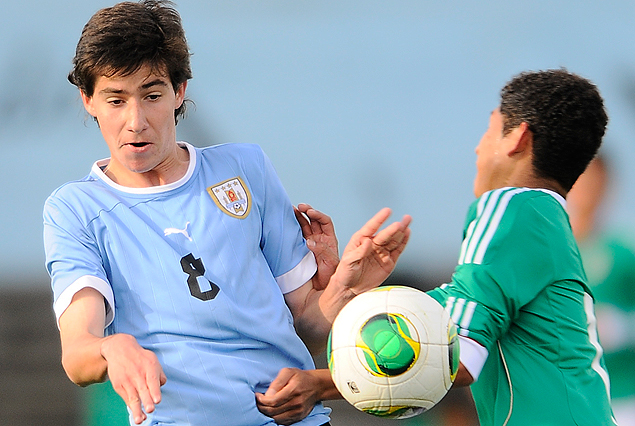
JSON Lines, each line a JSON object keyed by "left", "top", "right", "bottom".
{"left": 44, "top": 142, "right": 331, "bottom": 426}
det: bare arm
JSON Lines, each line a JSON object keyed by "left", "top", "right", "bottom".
{"left": 258, "top": 208, "right": 410, "bottom": 423}
{"left": 58, "top": 287, "right": 166, "bottom": 425}
{"left": 454, "top": 363, "right": 475, "bottom": 387}
{"left": 59, "top": 287, "right": 110, "bottom": 385}
{"left": 257, "top": 351, "right": 473, "bottom": 424}
{"left": 286, "top": 207, "right": 412, "bottom": 354}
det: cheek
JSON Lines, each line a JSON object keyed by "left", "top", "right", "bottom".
{"left": 95, "top": 114, "right": 124, "bottom": 141}
{"left": 473, "top": 152, "right": 494, "bottom": 197}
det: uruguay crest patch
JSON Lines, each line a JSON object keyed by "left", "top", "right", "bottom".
{"left": 207, "top": 177, "right": 251, "bottom": 219}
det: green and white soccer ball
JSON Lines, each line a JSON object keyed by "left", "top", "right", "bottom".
{"left": 327, "top": 285, "right": 460, "bottom": 419}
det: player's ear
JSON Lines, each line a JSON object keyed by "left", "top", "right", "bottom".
{"left": 175, "top": 81, "right": 187, "bottom": 109}
{"left": 80, "top": 90, "right": 96, "bottom": 118}
{"left": 506, "top": 122, "right": 532, "bottom": 156}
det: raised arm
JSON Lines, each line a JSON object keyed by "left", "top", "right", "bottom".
{"left": 58, "top": 287, "right": 166, "bottom": 425}
{"left": 286, "top": 207, "right": 411, "bottom": 353}
{"left": 257, "top": 207, "right": 411, "bottom": 424}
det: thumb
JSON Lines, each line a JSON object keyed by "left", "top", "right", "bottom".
{"left": 264, "top": 368, "right": 294, "bottom": 397}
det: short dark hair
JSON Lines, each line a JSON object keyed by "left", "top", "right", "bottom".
{"left": 499, "top": 69, "right": 608, "bottom": 191}
{"left": 68, "top": 0, "right": 193, "bottom": 123}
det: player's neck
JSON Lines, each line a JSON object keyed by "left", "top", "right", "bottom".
{"left": 104, "top": 145, "right": 190, "bottom": 188}
{"left": 501, "top": 178, "right": 566, "bottom": 198}
{"left": 505, "top": 161, "right": 567, "bottom": 198}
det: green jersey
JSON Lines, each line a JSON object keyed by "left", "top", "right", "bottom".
{"left": 429, "top": 188, "right": 616, "bottom": 426}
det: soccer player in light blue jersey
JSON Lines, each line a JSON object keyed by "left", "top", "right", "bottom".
{"left": 43, "top": 2, "right": 411, "bottom": 425}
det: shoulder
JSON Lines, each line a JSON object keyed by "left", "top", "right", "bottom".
{"left": 460, "top": 188, "right": 566, "bottom": 265}
{"left": 44, "top": 170, "right": 129, "bottom": 228}
{"left": 45, "top": 175, "right": 102, "bottom": 211}
{"left": 197, "top": 143, "right": 280, "bottom": 186}
{"left": 198, "top": 143, "right": 265, "bottom": 161}
{"left": 476, "top": 187, "right": 565, "bottom": 226}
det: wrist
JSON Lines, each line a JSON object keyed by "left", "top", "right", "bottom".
{"left": 319, "top": 276, "right": 357, "bottom": 323}
{"left": 314, "top": 369, "right": 342, "bottom": 401}
{"left": 99, "top": 333, "right": 132, "bottom": 361}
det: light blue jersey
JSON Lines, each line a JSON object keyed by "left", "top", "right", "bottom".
{"left": 44, "top": 143, "right": 331, "bottom": 426}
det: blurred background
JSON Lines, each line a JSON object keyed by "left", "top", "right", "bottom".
{"left": 2, "top": 0, "right": 635, "bottom": 425}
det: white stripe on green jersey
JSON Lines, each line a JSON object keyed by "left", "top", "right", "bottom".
{"left": 585, "top": 292, "right": 612, "bottom": 399}
{"left": 460, "top": 188, "right": 530, "bottom": 265}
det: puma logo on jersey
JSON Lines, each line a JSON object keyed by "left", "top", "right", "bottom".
{"left": 164, "top": 222, "right": 192, "bottom": 241}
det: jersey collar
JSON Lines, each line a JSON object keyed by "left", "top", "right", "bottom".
{"left": 91, "top": 142, "right": 196, "bottom": 195}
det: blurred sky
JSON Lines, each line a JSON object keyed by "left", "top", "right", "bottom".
{"left": 2, "top": 0, "right": 635, "bottom": 287}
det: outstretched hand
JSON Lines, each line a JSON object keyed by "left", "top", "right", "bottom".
{"left": 295, "top": 203, "right": 339, "bottom": 291}
{"left": 101, "top": 334, "right": 167, "bottom": 425}
{"left": 285, "top": 206, "right": 411, "bottom": 352}
{"left": 331, "top": 207, "right": 411, "bottom": 298}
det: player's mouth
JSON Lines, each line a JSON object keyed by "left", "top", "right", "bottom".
{"left": 122, "top": 141, "right": 152, "bottom": 150}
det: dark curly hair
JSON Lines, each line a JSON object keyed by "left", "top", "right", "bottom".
{"left": 68, "top": 0, "right": 193, "bottom": 123}
{"left": 500, "top": 69, "right": 608, "bottom": 191}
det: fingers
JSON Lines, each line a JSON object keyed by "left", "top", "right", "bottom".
{"left": 114, "top": 380, "right": 147, "bottom": 424}
{"left": 294, "top": 206, "right": 312, "bottom": 238}
{"left": 372, "top": 214, "right": 412, "bottom": 249}
{"left": 296, "top": 204, "right": 336, "bottom": 237}
{"left": 335, "top": 210, "right": 411, "bottom": 288}
{"left": 255, "top": 368, "right": 315, "bottom": 425}
{"left": 263, "top": 367, "right": 294, "bottom": 398}
{"left": 300, "top": 204, "right": 335, "bottom": 235}
{"left": 101, "top": 334, "right": 166, "bottom": 425}
{"left": 339, "top": 238, "right": 374, "bottom": 265}
{"left": 349, "top": 208, "right": 393, "bottom": 242}
{"left": 390, "top": 226, "right": 411, "bottom": 259}
{"left": 114, "top": 369, "right": 165, "bottom": 424}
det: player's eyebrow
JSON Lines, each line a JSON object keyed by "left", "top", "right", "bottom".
{"left": 99, "top": 79, "right": 169, "bottom": 95}
{"left": 141, "top": 79, "right": 169, "bottom": 90}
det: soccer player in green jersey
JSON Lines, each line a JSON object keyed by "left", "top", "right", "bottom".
{"left": 427, "top": 69, "right": 617, "bottom": 425}
{"left": 293, "top": 69, "right": 617, "bottom": 425}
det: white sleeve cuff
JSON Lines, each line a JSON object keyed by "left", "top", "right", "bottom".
{"left": 275, "top": 252, "right": 318, "bottom": 294}
{"left": 54, "top": 275, "right": 115, "bottom": 329}
{"left": 459, "top": 335, "right": 489, "bottom": 382}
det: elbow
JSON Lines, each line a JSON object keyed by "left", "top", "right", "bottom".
{"left": 61, "top": 351, "right": 105, "bottom": 387}
{"left": 305, "top": 341, "right": 327, "bottom": 357}
{"left": 61, "top": 355, "right": 86, "bottom": 386}
{"left": 452, "top": 363, "right": 475, "bottom": 388}
{"left": 293, "top": 320, "right": 330, "bottom": 356}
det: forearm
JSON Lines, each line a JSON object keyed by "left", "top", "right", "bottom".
{"left": 58, "top": 289, "right": 164, "bottom": 424}
{"left": 293, "top": 274, "right": 358, "bottom": 354}
{"left": 61, "top": 332, "right": 109, "bottom": 386}
{"left": 299, "top": 262, "right": 365, "bottom": 340}
{"left": 293, "top": 287, "right": 332, "bottom": 354}
{"left": 58, "top": 287, "right": 110, "bottom": 386}
{"left": 312, "top": 369, "right": 342, "bottom": 401}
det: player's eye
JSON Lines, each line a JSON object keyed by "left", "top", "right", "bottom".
{"left": 147, "top": 93, "right": 161, "bottom": 101}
